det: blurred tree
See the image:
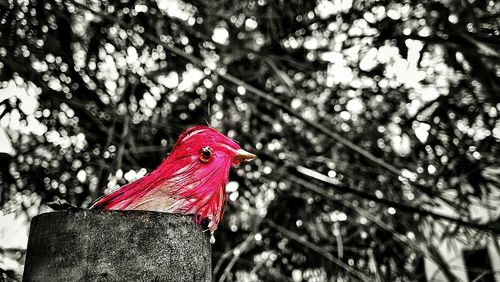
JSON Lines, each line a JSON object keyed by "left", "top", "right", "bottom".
{"left": 1, "top": 0, "right": 499, "bottom": 281}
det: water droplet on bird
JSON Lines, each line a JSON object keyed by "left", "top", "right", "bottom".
{"left": 210, "top": 234, "right": 216, "bottom": 244}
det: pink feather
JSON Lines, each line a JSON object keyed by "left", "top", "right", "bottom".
{"left": 91, "top": 126, "right": 252, "bottom": 233}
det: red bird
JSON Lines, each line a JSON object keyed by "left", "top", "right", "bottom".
{"left": 91, "top": 126, "right": 255, "bottom": 236}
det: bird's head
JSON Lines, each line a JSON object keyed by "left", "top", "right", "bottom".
{"left": 168, "top": 125, "right": 256, "bottom": 168}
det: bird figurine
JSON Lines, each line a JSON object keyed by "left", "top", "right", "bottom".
{"left": 91, "top": 126, "right": 256, "bottom": 242}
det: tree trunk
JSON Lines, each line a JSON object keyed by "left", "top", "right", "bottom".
{"left": 23, "top": 210, "right": 211, "bottom": 282}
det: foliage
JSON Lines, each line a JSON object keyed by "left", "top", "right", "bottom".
{"left": 1, "top": 0, "right": 499, "bottom": 280}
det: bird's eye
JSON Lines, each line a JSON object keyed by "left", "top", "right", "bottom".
{"left": 200, "top": 146, "right": 213, "bottom": 162}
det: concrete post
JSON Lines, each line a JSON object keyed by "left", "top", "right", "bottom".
{"left": 23, "top": 210, "right": 211, "bottom": 282}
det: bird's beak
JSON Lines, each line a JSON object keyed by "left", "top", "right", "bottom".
{"left": 232, "top": 149, "right": 256, "bottom": 166}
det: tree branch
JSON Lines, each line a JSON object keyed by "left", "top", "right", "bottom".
{"left": 288, "top": 175, "right": 460, "bottom": 282}
{"left": 264, "top": 218, "right": 372, "bottom": 281}
{"left": 291, "top": 166, "right": 500, "bottom": 234}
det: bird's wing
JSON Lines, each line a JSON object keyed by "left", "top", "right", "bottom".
{"left": 90, "top": 175, "right": 164, "bottom": 210}
{"left": 126, "top": 187, "right": 177, "bottom": 212}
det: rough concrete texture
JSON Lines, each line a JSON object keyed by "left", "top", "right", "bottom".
{"left": 23, "top": 210, "right": 211, "bottom": 282}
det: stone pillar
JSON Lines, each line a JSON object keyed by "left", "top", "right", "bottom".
{"left": 23, "top": 210, "right": 211, "bottom": 282}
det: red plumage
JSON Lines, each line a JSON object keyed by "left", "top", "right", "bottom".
{"left": 91, "top": 126, "right": 255, "bottom": 234}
